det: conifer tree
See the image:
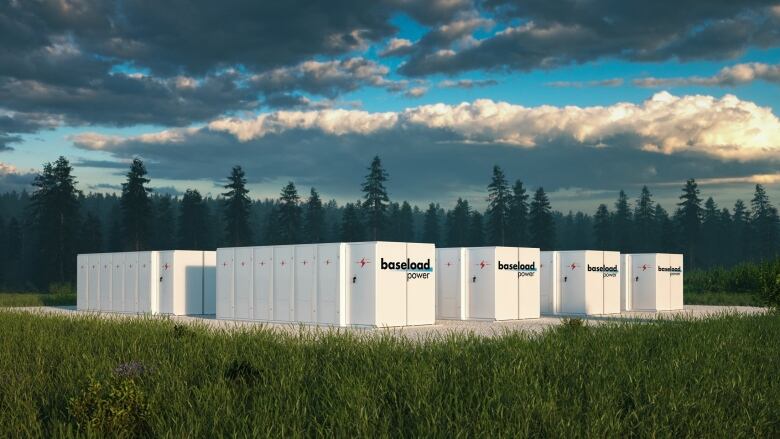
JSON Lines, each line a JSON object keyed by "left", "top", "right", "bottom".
{"left": 398, "top": 201, "right": 414, "bottom": 242}
{"left": 613, "top": 190, "right": 632, "bottom": 252}
{"left": 222, "top": 166, "right": 253, "bottom": 246}
{"left": 178, "top": 189, "right": 209, "bottom": 250}
{"left": 30, "top": 156, "right": 81, "bottom": 285}
{"left": 275, "top": 182, "right": 302, "bottom": 244}
{"left": 422, "top": 203, "right": 440, "bottom": 244}
{"left": 701, "top": 197, "right": 720, "bottom": 267}
{"left": 79, "top": 212, "right": 103, "bottom": 254}
{"left": 633, "top": 186, "right": 655, "bottom": 252}
{"left": 732, "top": 200, "right": 751, "bottom": 262}
{"left": 676, "top": 178, "right": 702, "bottom": 267}
{"left": 120, "top": 158, "right": 152, "bottom": 251}
{"left": 361, "top": 156, "right": 389, "bottom": 240}
{"left": 529, "top": 187, "right": 555, "bottom": 250}
{"left": 486, "top": 166, "right": 511, "bottom": 245}
{"left": 340, "top": 202, "right": 364, "bottom": 241}
{"left": 152, "top": 195, "right": 177, "bottom": 250}
{"left": 654, "top": 204, "right": 676, "bottom": 253}
{"left": 750, "top": 184, "right": 780, "bottom": 260}
{"left": 469, "top": 211, "right": 485, "bottom": 247}
{"left": 304, "top": 188, "right": 325, "bottom": 243}
{"left": 508, "top": 180, "right": 529, "bottom": 246}
{"left": 445, "top": 198, "right": 470, "bottom": 247}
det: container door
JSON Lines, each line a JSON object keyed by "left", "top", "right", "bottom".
{"left": 560, "top": 252, "right": 587, "bottom": 314}
{"left": 406, "top": 243, "right": 435, "bottom": 326}
{"left": 253, "top": 247, "right": 273, "bottom": 321}
{"left": 631, "top": 254, "right": 656, "bottom": 311}
{"left": 669, "top": 254, "right": 684, "bottom": 310}
{"left": 124, "top": 253, "right": 139, "bottom": 313}
{"left": 77, "top": 255, "right": 88, "bottom": 311}
{"left": 137, "top": 252, "right": 153, "bottom": 313}
{"left": 273, "top": 246, "right": 295, "bottom": 322}
{"left": 620, "top": 254, "right": 631, "bottom": 311}
{"left": 203, "top": 251, "right": 217, "bottom": 314}
{"left": 654, "top": 254, "right": 671, "bottom": 311}
{"left": 99, "top": 254, "right": 112, "bottom": 311}
{"left": 494, "top": 247, "right": 519, "bottom": 320}
{"left": 468, "top": 248, "right": 497, "bottom": 319}
{"left": 294, "top": 245, "right": 317, "bottom": 323}
{"left": 234, "top": 247, "right": 253, "bottom": 320}
{"left": 436, "top": 248, "right": 462, "bottom": 319}
{"left": 517, "top": 247, "right": 540, "bottom": 319}
{"left": 88, "top": 254, "right": 101, "bottom": 310}
{"left": 347, "top": 243, "right": 377, "bottom": 326}
{"left": 540, "top": 252, "right": 555, "bottom": 314}
{"left": 111, "top": 254, "right": 124, "bottom": 312}
{"left": 374, "top": 242, "right": 407, "bottom": 326}
{"left": 601, "top": 251, "right": 621, "bottom": 314}
{"left": 216, "top": 248, "right": 234, "bottom": 319}
{"left": 316, "top": 244, "right": 343, "bottom": 325}
{"left": 158, "top": 251, "right": 175, "bottom": 314}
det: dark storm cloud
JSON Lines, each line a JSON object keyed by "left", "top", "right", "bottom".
{"left": 399, "top": 0, "right": 780, "bottom": 76}
{"left": 0, "top": 112, "right": 60, "bottom": 150}
{"left": 0, "top": 169, "right": 35, "bottom": 193}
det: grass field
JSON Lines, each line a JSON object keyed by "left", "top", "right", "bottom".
{"left": 0, "top": 292, "right": 76, "bottom": 307}
{"left": 0, "top": 311, "right": 777, "bottom": 437}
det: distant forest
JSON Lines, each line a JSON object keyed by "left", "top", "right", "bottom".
{"left": 0, "top": 155, "right": 778, "bottom": 291}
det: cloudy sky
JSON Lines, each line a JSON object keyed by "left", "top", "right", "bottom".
{"left": 1, "top": 0, "right": 780, "bottom": 211}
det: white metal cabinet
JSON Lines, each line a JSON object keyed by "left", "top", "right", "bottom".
{"left": 436, "top": 248, "right": 466, "bottom": 320}
{"left": 111, "top": 253, "right": 124, "bottom": 312}
{"left": 517, "top": 247, "right": 541, "bottom": 319}
{"left": 253, "top": 247, "right": 273, "bottom": 320}
{"left": 405, "top": 242, "right": 435, "bottom": 326}
{"left": 294, "top": 245, "right": 317, "bottom": 323}
{"left": 669, "top": 254, "right": 684, "bottom": 310}
{"left": 77, "top": 255, "right": 88, "bottom": 311}
{"left": 273, "top": 246, "right": 295, "bottom": 322}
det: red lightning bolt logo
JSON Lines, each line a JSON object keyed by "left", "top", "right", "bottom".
{"left": 570, "top": 263, "right": 577, "bottom": 270}
{"left": 357, "top": 258, "right": 369, "bottom": 267}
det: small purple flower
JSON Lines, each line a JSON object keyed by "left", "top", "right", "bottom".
{"left": 114, "top": 361, "right": 153, "bottom": 378}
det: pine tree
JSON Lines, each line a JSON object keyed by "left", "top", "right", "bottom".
{"left": 593, "top": 204, "right": 611, "bottom": 249}
{"left": 361, "top": 156, "right": 389, "bottom": 240}
{"left": 529, "top": 187, "right": 555, "bottom": 250}
{"left": 732, "top": 200, "right": 751, "bottom": 262}
{"left": 108, "top": 205, "right": 123, "bottom": 252}
{"left": 422, "top": 203, "right": 440, "bottom": 244}
{"left": 750, "top": 184, "right": 780, "bottom": 260}
{"left": 79, "top": 212, "right": 103, "bottom": 254}
{"left": 398, "top": 201, "right": 414, "bottom": 242}
{"left": 654, "top": 204, "right": 676, "bottom": 253}
{"left": 445, "top": 198, "right": 470, "bottom": 247}
{"left": 385, "top": 202, "right": 401, "bottom": 241}
{"left": 468, "top": 211, "right": 484, "bottom": 247}
{"left": 340, "top": 202, "right": 364, "bottom": 241}
{"left": 676, "top": 178, "right": 703, "bottom": 268}
{"left": 304, "top": 188, "right": 325, "bottom": 243}
{"left": 613, "top": 190, "right": 632, "bottom": 252}
{"left": 152, "top": 195, "right": 177, "bottom": 250}
{"left": 633, "top": 186, "right": 655, "bottom": 252}
{"left": 222, "top": 165, "right": 252, "bottom": 246}
{"left": 572, "top": 212, "right": 591, "bottom": 249}
{"left": 276, "top": 182, "right": 302, "bottom": 244}
{"left": 30, "top": 156, "right": 82, "bottom": 286}
{"left": 120, "top": 158, "right": 152, "bottom": 251}
{"left": 178, "top": 189, "right": 209, "bottom": 250}
{"left": 486, "top": 165, "right": 511, "bottom": 245}
{"left": 701, "top": 197, "right": 720, "bottom": 267}
{"left": 508, "top": 180, "right": 529, "bottom": 246}
{"left": 5, "top": 217, "right": 22, "bottom": 287}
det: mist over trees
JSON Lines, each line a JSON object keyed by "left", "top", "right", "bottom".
{"left": 0, "top": 155, "right": 779, "bottom": 291}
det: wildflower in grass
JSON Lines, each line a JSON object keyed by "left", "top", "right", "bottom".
{"left": 114, "top": 361, "right": 153, "bottom": 379}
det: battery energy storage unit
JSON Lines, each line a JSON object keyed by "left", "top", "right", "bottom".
{"left": 436, "top": 246, "right": 541, "bottom": 321}
{"left": 217, "top": 242, "right": 435, "bottom": 327}
{"left": 621, "top": 253, "right": 683, "bottom": 311}
{"left": 539, "top": 250, "right": 620, "bottom": 315}
{"left": 76, "top": 250, "right": 216, "bottom": 315}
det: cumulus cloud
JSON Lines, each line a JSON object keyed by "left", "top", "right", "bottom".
{"left": 0, "top": 161, "right": 35, "bottom": 193}
{"left": 77, "top": 92, "right": 780, "bottom": 161}
{"left": 546, "top": 79, "right": 624, "bottom": 88}
{"left": 398, "top": 1, "right": 780, "bottom": 76}
{"left": 635, "top": 62, "right": 780, "bottom": 88}
{"left": 404, "top": 87, "right": 428, "bottom": 98}
{"left": 380, "top": 38, "right": 415, "bottom": 57}
{"left": 67, "top": 92, "right": 780, "bottom": 203}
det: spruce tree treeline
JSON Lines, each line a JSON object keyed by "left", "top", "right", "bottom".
{"left": 1, "top": 158, "right": 779, "bottom": 291}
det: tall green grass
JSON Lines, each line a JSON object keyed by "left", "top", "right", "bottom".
{"left": 0, "top": 311, "right": 777, "bottom": 437}
{"left": 0, "top": 292, "right": 76, "bottom": 307}
{"left": 685, "top": 258, "right": 780, "bottom": 307}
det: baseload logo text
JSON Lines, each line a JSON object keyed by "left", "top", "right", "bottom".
{"left": 380, "top": 258, "right": 432, "bottom": 280}
{"left": 658, "top": 266, "right": 683, "bottom": 276}
{"left": 498, "top": 261, "right": 537, "bottom": 277}
{"left": 587, "top": 264, "right": 619, "bottom": 278}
